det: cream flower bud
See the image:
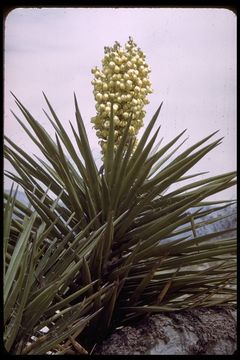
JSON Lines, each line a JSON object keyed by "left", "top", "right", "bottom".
{"left": 99, "top": 104, "right": 106, "bottom": 111}
{"left": 119, "top": 121, "right": 127, "bottom": 127}
{"left": 123, "top": 112, "right": 129, "bottom": 119}
{"left": 96, "top": 79, "right": 102, "bottom": 86}
{"left": 96, "top": 93, "right": 103, "bottom": 101}
{"left": 126, "top": 80, "right": 133, "bottom": 89}
{"left": 104, "top": 121, "right": 110, "bottom": 128}
{"left": 95, "top": 70, "right": 102, "bottom": 78}
{"left": 114, "top": 65, "right": 120, "bottom": 73}
{"left": 109, "top": 80, "right": 115, "bottom": 88}
{"left": 103, "top": 68, "right": 111, "bottom": 75}
{"left": 113, "top": 104, "right": 119, "bottom": 111}
{"left": 103, "top": 93, "right": 109, "bottom": 101}
{"left": 118, "top": 48, "right": 124, "bottom": 55}
{"left": 113, "top": 115, "right": 120, "bottom": 124}
{"left": 91, "top": 67, "right": 98, "bottom": 74}
{"left": 115, "top": 56, "right": 121, "bottom": 64}
{"left": 102, "top": 130, "right": 108, "bottom": 138}
{"left": 132, "top": 98, "right": 138, "bottom": 105}
{"left": 102, "top": 83, "right": 108, "bottom": 90}
{"left": 129, "top": 126, "right": 135, "bottom": 135}
{"left": 142, "top": 68, "right": 148, "bottom": 76}
{"left": 109, "top": 61, "right": 115, "bottom": 68}
{"left": 102, "top": 142, "right": 107, "bottom": 151}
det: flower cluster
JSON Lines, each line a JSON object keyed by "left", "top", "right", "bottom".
{"left": 91, "top": 37, "right": 153, "bottom": 153}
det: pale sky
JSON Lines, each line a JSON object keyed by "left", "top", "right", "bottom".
{"left": 4, "top": 7, "right": 236, "bottom": 200}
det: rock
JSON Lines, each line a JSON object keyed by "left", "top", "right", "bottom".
{"left": 94, "top": 306, "right": 236, "bottom": 355}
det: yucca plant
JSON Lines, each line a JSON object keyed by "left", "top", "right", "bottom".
{"left": 4, "top": 38, "right": 236, "bottom": 354}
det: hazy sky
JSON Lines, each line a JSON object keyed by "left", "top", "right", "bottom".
{"left": 4, "top": 7, "right": 236, "bottom": 200}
